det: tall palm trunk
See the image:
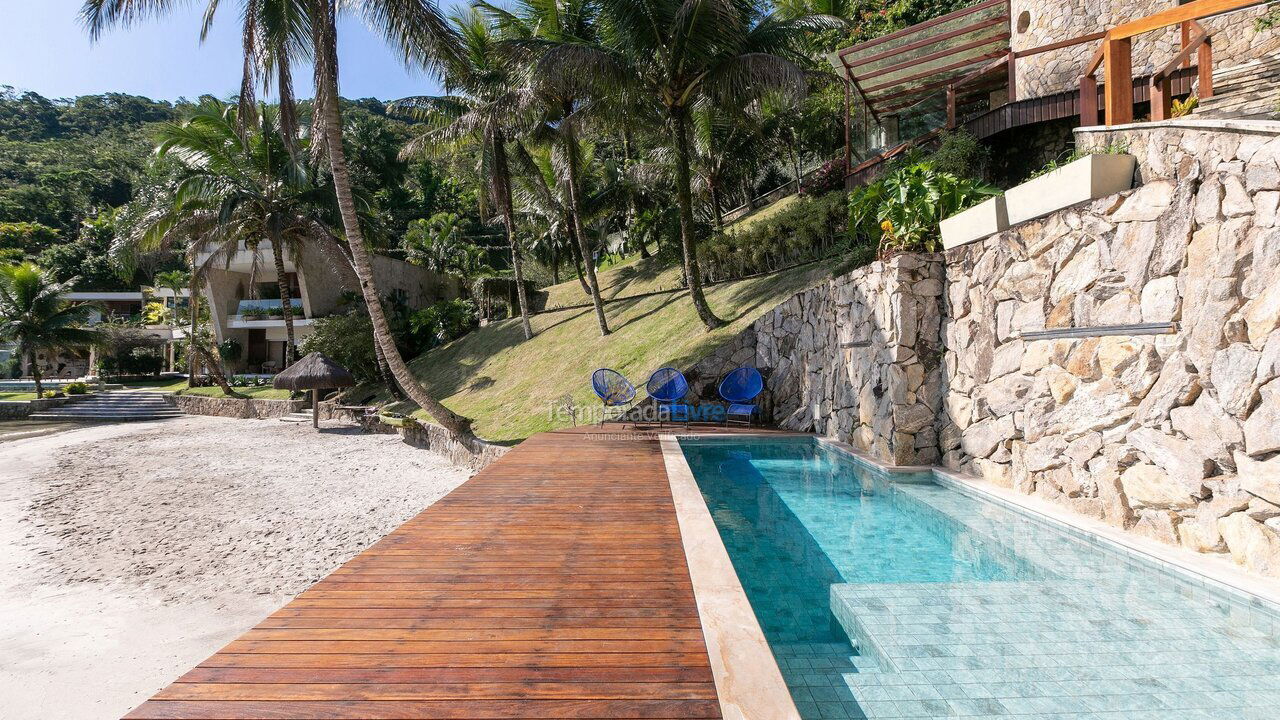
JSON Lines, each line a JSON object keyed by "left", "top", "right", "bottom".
{"left": 672, "top": 110, "right": 723, "bottom": 330}
{"left": 188, "top": 272, "right": 200, "bottom": 388}
{"left": 491, "top": 131, "right": 532, "bottom": 341}
{"left": 270, "top": 234, "right": 297, "bottom": 366}
{"left": 313, "top": 7, "right": 474, "bottom": 441}
{"left": 29, "top": 351, "right": 41, "bottom": 399}
{"left": 562, "top": 128, "right": 609, "bottom": 336}
{"left": 568, "top": 226, "right": 590, "bottom": 295}
{"left": 373, "top": 337, "right": 407, "bottom": 401}
{"left": 622, "top": 129, "right": 648, "bottom": 259}
{"left": 550, "top": 241, "right": 560, "bottom": 285}
{"left": 710, "top": 179, "right": 724, "bottom": 231}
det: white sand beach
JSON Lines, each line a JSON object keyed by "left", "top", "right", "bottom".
{"left": 0, "top": 416, "right": 470, "bottom": 720}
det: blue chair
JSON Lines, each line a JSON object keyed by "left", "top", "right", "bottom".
{"left": 719, "top": 367, "right": 764, "bottom": 427}
{"left": 646, "top": 367, "right": 690, "bottom": 427}
{"left": 591, "top": 368, "right": 636, "bottom": 426}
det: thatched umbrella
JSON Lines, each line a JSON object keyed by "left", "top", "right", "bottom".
{"left": 273, "top": 352, "right": 356, "bottom": 428}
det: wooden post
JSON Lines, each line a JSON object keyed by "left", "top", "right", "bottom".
{"left": 1198, "top": 38, "right": 1213, "bottom": 99}
{"left": 1080, "top": 75, "right": 1098, "bottom": 126}
{"left": 1103, "top": 38, "right": 1134, "bottom": 126}
{"left": 1150, "top": 75, "right": 1171, "bottom": 121}
{"left": 843, "top": 80, "right": 852, "bottom": 175}
{"left": 1006, "top": 52, "right": 1017, "bottom": 102}
{"left": 313, "top": 388, "right": 319, "bottom": 428}
{"left": 1180, "top": 21, "right": 1192, "bottom": 69}
{"left": 946, "top": 84, "right": 957, "bottom": 129}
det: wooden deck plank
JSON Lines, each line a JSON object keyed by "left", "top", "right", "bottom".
{"left": 123, "top": 427, "right": 724, "bottom": 719}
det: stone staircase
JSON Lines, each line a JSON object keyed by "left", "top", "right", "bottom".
{"left": 28, "top": 391, "right": 184, "bottom": 422}
{"left": 1194, "top": 56, "right": 1280, "bottom": 120}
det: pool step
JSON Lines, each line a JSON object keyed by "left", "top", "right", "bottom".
{"left": 828, "top": 580, "right": 1280, "bottom": 718}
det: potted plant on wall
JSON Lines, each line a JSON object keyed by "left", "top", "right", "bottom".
{"left": 1004, "top": 147, "right": 1136, "bottom": 226}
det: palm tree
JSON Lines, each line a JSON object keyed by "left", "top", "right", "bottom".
{"left": 152, "top": 269, "right": 189, "bottom": 371}
{"left": 0, "top": 263, "right": 102, "bottom": 399}
{"left": 308, "top": 0, "right": 477, "bottom": 441}
{"left": 82, "top": 0, "right": 308, "bottom": 147}
{"left": 86, "top": 0, "right": 477, "bottom": 442}
{"left": 483, "top": 0, "right": 612, "bottom": 336}
{"left": 151, "top": 100, "right": 334, "bottom": 367}
{"left": 390, "top": 7, "right": 535, "bottom": 341}
{"left": 535, "top": 0, "right": 817, "bottom": 330}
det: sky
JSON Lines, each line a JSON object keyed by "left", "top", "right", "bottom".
{"left": 0, "top": 0, "right": 467, "bottom": 103}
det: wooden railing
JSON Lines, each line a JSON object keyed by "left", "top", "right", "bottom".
{"left": 1082, "top": 0, "right": 1266, "bottom": 126}
{"left": 1150, "top": 22, "right": 1212, "bottom": 120}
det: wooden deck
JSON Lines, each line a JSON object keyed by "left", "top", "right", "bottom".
{"left": 125, "top": 427, "right": 724, "bottom": 719}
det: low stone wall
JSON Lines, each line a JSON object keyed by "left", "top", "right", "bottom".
{"left": 170, "top": 394, "right": 307, "bottom": 419}
{"left": 358, "top": 415, "right": 510, "bottom": 471}
{"left": 0, "top": 395, "right": 79, "bottom": 419}
{"left": 686, "top": 256, "right": 945, "bottom": 465}
{"left": 939, "top": 121, "right": 1280, "bottom": 576}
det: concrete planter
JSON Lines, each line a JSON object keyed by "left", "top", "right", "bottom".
{"left": 941, "top": 196, "right": 1008, "bottom": 250}
{"left": 1005, "top": 153, "right": 1137, "bottom": 226}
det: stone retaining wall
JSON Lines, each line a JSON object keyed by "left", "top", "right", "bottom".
{"left": 0, "top": 396, "right": 77, "bottom": 419}
{"left": 938, "top": 121, "right": 1280, "bottom": 576}
{"left": 686, "top": 256, "right": 945, "bottom": 465}
{"left": 170, "top": 394, "right": 307, "bottom": 419}
{"left": 687, "top": 121, "right": 1280, "bottom": 577}
{"left": 358, "top": 415, "right": 510, "bottom": 471}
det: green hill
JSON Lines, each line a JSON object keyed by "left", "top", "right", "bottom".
{"left": 388, "top": 257, "right": 832, "bottom": 443}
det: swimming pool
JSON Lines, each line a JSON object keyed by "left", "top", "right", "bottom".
{"left": 678, "top": 436, "right": 1280, "bottom": 720}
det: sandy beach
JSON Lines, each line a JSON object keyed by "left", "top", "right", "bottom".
{"left": 0, "top": 415, "right": 470, "bottom": 720}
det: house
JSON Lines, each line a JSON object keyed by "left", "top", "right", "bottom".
{"left": 13, "top": 289, "right": 191, "bottom": 380}
{"left": 196, "top": 242, "right": 462, "bottom": 373}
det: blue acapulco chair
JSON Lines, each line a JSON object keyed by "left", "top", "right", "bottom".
{"left": 591, "top": 368, "right": 637, "bottom": 426}
{"left": 719, "top": 366, "right": 764, "bottom": 427}
{"left": 646, "top": 367, "right": 691, "bottom": 427}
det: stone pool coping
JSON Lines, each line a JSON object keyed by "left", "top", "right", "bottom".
{"left": 658, "top": 434, "right": 802, "bottom": 720}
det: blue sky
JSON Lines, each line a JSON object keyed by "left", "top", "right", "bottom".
{"left": 0, "top": 0, "right": 466, "bottom": 102}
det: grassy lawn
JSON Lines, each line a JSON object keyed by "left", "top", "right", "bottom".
{"left": 543, "top": 254, "right": 686, "bottom": 310}
{"left": 0, "top": 392, "right": 37, "bottom": 401}
{"left": 119, "top": 378, "right": 292, "bottom": 399}
{"left": 178, "top": 385, "right": 294, "bottom": 400}
{"left": 120, "top": 378, "right": 190, "bottom": 391}
{"left": 724, "top": 193, "right": 800, "bottom": 235}
{"left": 389, "top": 259, "right": 833, "bottom": 443}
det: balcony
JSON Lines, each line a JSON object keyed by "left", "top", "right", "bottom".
{"left": 228, "top": 299, "right": 312, "bottom": 329}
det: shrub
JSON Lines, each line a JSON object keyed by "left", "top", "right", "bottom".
{"left": 929, "top": 131, "right": 991, "bottom": 182}
{"left": 99, "top": 345, "right": 165, "bottom": 376}
{"left": 800, "top": 158, "right": 845, "bottom": 195}
{"left": 65, "top": 381, "right": 88, "bottom": 395}
{"left": 301, "top": 310, "right": 380, "bottom": 384}
{"left": 701, "top": 191, "right": 851, "bottom": 282}
{"left": 41, "top": 390, "right": 60, "bottom": 399}
{"left": 849, "top": 160, "right": 999, "bottom": 255}
{"left": 218, "top": 338, "right": 242, "bottom": 363}
{"left": 408, "top": 299, "right": 479, "bottom": 351}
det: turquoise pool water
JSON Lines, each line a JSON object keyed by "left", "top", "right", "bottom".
{"left": 679, "top": 437, "right": 1280, "bottom": 720}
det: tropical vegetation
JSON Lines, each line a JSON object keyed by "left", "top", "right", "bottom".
{"left": 0, "top": 0, "right": 1001, "bottom": 440}
{"left": 0, "top": 262, "right": 102, "bottom": 398}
